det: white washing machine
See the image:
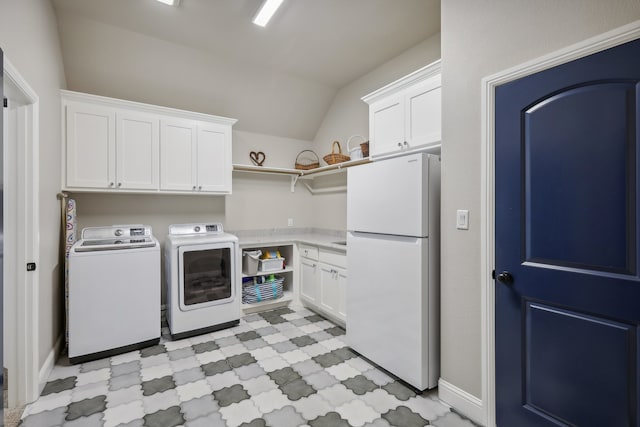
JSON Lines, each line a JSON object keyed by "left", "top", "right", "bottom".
{"left": 165, "top": 223, "right": 240, "bottom": 339}
{"left": 68, "top": 225, "right": 160, "bottom": 364}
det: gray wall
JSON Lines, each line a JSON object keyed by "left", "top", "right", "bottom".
{"left": 440, "top": 0, "right": 640, "bottom": 402}
{"left": 0, "top": 0, "right": 67, "bottom": 370}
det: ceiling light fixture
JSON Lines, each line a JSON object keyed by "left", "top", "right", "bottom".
{"left": 252, "top": 0, "right": 284, "bottom": 27}
{"left": 155, "top": 0, "right": 180, "bottom": 6}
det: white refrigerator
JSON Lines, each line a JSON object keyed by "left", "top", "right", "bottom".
{"left": 346, "top": 152, "right": 440, "bottom": 390}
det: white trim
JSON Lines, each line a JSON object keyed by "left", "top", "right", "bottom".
{"left": 438, "top": 378, "right": 484, "bottom": 425}
{"left": 3, "top": 57, "right": 40, "bottom": 406}
{"left": 60, "top": 89, "right": 237, "bottom": 126}
{"left": 361, "top": 59, "right": 441, "bottom": 104}
{"left": 480, "top": 19, "right": 640, "bottom": 427}
{"left": 38, "top": 335, "right": 62, "bottom": 392}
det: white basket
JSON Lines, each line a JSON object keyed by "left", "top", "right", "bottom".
{"left": 242, "top": 250, "right": 262, "bottom": 275}
{"left": 259, "top": 258, "right": 285, "bottom": 272}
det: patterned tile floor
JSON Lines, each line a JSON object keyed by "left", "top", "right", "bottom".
{"left": 19, "top": 307, "right": 476, "bottom": 427}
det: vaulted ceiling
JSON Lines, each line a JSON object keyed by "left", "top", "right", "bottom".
{"left": 51, "top": 0, "right": 440, "bottom": 140}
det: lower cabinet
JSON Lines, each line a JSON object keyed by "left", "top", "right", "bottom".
{"left": 299, "top": 244, "right": 347, "bottom": 324}
{"left": 318, "top": 264, "right": 347, "bottom": 322}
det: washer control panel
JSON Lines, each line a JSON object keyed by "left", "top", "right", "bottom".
{"left": 168, "top": 223, "right": 224, "bottom": 235}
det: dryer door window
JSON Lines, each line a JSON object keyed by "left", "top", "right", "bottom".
{"left": 178, "top": 242, "right": 236, "bottom": 310}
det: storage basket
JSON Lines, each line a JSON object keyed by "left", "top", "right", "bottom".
{"left": 242, "top": 275, "right": 284, "bottom": 304}
{"left": 347, "top": 135, "right": 366, "bottom": 160}
{"left": 360, "top": 141, "right": 370, "bottom": 157}
{"left": 259, "top": 257, "right": 285, "bottom": 272}
{"left": 242, "top": 250, "right": 262, "bottom": 275}
{"left": 323, "top": 141, "right": 351, "bottom": 165}
{"left": 295, "top": 150, "right": 320, "bottom": 170}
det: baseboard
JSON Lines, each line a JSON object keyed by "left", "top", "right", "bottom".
{"left": 38, "top": 335, "right": 62, "bottom": 394}
{"left": 438, "top": 378, "right": 485, "bottom": 426}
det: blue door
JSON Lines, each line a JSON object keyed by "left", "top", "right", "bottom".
{"left": 495, "top": 38, "right": 640, "bottom": 426}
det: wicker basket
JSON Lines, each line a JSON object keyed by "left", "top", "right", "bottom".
{"left": 295, "top": 150, "right": 320, "bottom": 170}
{"left": 323, "top": 141, "right": 351, "bottom": 165}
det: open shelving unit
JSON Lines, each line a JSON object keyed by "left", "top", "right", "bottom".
{"left": 232, "top": 157, "right": 370, "bottom": 192}
{"left": 240, "top": 244, "right": 295, "bottom": 314}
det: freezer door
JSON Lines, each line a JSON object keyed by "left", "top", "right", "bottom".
{"left": 347, "top": 152, "right": 433, "bottom": 237}
{"left": 346, "top": 231, "right": 437, "bottom": 390}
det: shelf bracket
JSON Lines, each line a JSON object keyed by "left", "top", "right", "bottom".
{"left": 291, "top": 174, "right": 300, "bottom": 193}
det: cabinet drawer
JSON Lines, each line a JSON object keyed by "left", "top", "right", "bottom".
{"left": 299, "top": 244, "right": 318, "bottom": 261}
{"left": 319, "top": 248, "right": 346, "bottom": 268}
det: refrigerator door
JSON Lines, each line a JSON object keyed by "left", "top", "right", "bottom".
{"left": 347, "top": 152, "right": 433, "bottom": 237}
{"left": 346, "top": 231, "right": 438, "bottom": 390}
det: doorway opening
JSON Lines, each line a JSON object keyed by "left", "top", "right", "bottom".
{"left": 3, "top": 56, "right": 40, "bottom": 423}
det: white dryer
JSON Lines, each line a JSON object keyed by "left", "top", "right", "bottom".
{"left": 68, "top": 225, "right": 160, "bottom": 364}
{"left": 165, "top": 223, "right": 240, "bottom": 339}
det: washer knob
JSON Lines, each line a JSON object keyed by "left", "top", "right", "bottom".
{"left": 114, "top": 229, "right": 124, "bottom": 237}
{"left": 194, "top": 226, "right": 201, "bottom": 232}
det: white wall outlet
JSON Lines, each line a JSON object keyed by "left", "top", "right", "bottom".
{"left": 288, "top": 218, "right": 294, "bottom": 227}
{"left": 456, "top": 209, "right": 469, "bottom": 230}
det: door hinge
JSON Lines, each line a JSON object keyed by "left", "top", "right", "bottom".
{"left": 3, "top": 97, "right": 7, "bottom": 108}
{"left": 26, "top": 262, "right": 37, "bottom": 271}
{"left": 491, "top": 269, "right": 496, "bottom": 279}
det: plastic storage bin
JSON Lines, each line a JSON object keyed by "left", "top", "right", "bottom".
{"left": 259, "top": 257, "right": 285, "bottom": 272}
{"left": 242, "top": 250, "right": 262, "bottom": 275}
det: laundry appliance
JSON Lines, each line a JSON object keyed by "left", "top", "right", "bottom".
{"left": 165, "top": 223, "right": 240, "bottom": 339}
{"left": 346, "top": 152, "right": 440, "bottom": 390}
{"left": 68, "top": 224, "right": 160, "bottom": 364}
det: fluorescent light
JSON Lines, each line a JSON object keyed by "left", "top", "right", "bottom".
{"left": 252, "top": 0, "right": 284, "bottom": 27}
{"left": 155, "top": 0, "right": 180, "bottom": 6}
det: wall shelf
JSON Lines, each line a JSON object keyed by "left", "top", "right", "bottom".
{"left": 232, "top": 157, "right": 370, "bottom": 193}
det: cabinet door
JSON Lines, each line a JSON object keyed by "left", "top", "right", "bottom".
{"left": 300, "top": 258, "right": 319, "bottom": 304}
{"left": 405, "top": 74, "right": 441, "bottom": 150}
{"left": 196, "top": 123, "right": 231, "bottom": 193}
{"left": 319, "top": 264, "right": 341, "bottom": 317}
{"left": 65, "top": 103, "right": 115, "bottom": 189}
{"left": 369, "top": 94, "right": 404, "bottom": 157}
{"left": 160, "top": 119, "right": 197, "bottom": 191}
{"left": 337, "top": 268, "right": 347, "bottom": 321}
{"left": 116, "top": 111, "right": 159, "bottom": 190}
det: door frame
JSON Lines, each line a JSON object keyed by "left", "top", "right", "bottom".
{"left": 3, "top": 56, "right": 40, "bottom": 406}
{"left": 480, "top": 20, "right": 640, "bottom": 427}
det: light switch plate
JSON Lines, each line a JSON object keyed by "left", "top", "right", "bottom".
{"left": 456, "top": 209, "right": 469, "bottom": 230}
{"left": 288, "top": 218, "right": 294, "bottom": 227}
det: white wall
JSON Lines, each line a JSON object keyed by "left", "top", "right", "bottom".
{"left": 55, "top": 10, "right": 336, "bottom": 141}
{"left": 440, "top": 0, "right": 640, "bottom": 405}
{"left": 313, "top": 33, "right": 441, "bottom": 151}
{"left": 0, "top": 0, "right": 67, "bottom": 369}
{"left": 309, "top": 33, "right": 441, "bottom": 232}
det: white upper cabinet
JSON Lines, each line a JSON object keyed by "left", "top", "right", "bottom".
{"left": 62, "top": 90, "right": 236, "bottom": 194}
{"left": 116, "top": 111, "right": 159, "bottom": 190}
{"left": 196, "top": 123, "right": 232, "bottom": 193}
{"left": 363, "top": 60, "right": 441, "bottom": 158}
{"left": 65, "top": 102, "right": 116, "bottom": 189}
{"left": 160, "top": 120, "right": 232, "bottom": 193}
{"left": 160, "top": 119, "right": 197, "bottom": 191}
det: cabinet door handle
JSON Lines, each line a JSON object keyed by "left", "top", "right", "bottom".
{"left": 198, "top": 185, "right": 202, "bottom": 190}
{"left": 109, "top": 182, "right": 115, "bottom": 187}
{"left": 397, "top": 142, "right": 403, "bottom": 148}
{"left": 403, "top": 141, "right": 409, "bottom": 147}
{"left": 117, "top": 182, "right": 122, "bottom": 187}
{"left": 192, "top": 186, "right": 196, "bottom": 190}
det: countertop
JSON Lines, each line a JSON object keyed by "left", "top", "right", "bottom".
{"left": 231, "top": 228, "right": 347, "bottom": 252}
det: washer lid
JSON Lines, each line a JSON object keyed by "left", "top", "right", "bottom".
{"left": 168, "top": 223, "right": 224, "bottom": 235}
